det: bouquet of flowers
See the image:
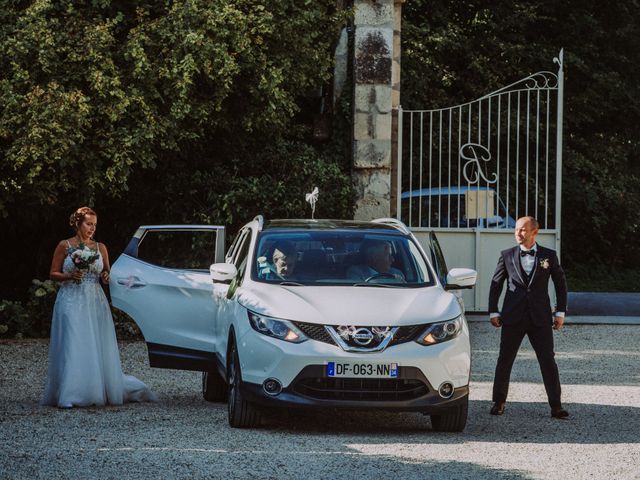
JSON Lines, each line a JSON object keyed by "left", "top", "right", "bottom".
{"left": 68, "top": 243, "right": 100, "bottom": 283}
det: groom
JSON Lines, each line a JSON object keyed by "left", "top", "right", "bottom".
{"left": 488, "top": 216, "right": 569, "bottom": 419}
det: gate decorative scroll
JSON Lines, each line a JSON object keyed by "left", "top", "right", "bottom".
{"left": 396, "top": 50, "right": 564, "bottom": 231}
{"left": 461, "top": 143, "right": 497, "bottom": 185}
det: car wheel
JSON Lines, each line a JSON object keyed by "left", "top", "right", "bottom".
{"left": 430, "top": 395, "right": 468, "bottom": 432}
{"left": 227, "top": 341, "right": 261, "bottom": 428}
{"left": 202, "top": 368, "right": 227, "bottom": 402}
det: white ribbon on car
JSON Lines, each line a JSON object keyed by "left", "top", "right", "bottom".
{"left": 305, "top": 186, "right": 319, "bottom": 219}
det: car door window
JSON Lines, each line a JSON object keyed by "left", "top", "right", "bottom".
{"left": 226, "top": 229, "right": 245, "bottom": 263}
{"left": 428, "top": 231, "right": 449, "bottom": 285}
{"left": 233, "top": 232, "right": 251, "bottom": 274}
{"left": 136, "top": 230, "right": 218, "bottom": 270}
{"left": 226, "top": 230, "right": 252, "bottom": 298}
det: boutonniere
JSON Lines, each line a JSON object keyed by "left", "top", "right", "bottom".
{"left": 539, "top": 258, "right": 550, "bottom": 269}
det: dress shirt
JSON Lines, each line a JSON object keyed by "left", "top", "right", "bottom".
{"left": 520, "top": 244, "right": 537, "bottom": 275}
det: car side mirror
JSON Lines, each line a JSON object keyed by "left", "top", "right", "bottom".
{"left": 210, "top": 263, "right": 237, "bottom": 284}
{"left": 444, "top": 268, "right": 477, "bottom": 290}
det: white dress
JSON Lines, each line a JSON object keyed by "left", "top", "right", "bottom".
{"left": 42, "top": 243, "right": 157, "bottom": 408}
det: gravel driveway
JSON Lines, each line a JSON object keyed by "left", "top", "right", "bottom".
{"left": 1, "top": 322, "right": 638, "bottom": 480}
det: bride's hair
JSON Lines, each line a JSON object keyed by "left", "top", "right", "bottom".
{"left": 69, "top": 206, "right": 97, "bottom": 230}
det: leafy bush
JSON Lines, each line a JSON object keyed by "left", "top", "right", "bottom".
{"left": 566, "top": 265, "right": 640, "bottom": 293}
{"left": 0, "top": 279, "right": 58, "bottom": 338}
{"left": 0, "top": 300, "right": 27, "bottom": 338}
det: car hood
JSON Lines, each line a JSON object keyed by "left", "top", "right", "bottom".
{"left": 236, "top": 284, "right": 461, "bottom": 326}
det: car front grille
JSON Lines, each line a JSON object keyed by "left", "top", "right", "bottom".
{"left": 293, "top": 377, "right": 429, "bottom": 402}
{"left": 294, "top": 322, "right": 335, "bottom": 345}
{"left": 293, "top": 321, "right": 428, "bottom": 348}
{"left": 389, "top": 324, "right": 427, "bottom": 346}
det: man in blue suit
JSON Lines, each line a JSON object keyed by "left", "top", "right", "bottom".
{"left": 488, "top": 216, "right": 569, "bottom": 419}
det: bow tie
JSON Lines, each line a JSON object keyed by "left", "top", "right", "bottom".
{"left": 520, "top": 249, "right": 535, "bottom": 257}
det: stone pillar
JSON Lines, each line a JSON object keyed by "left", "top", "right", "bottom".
{"left": 390, "top": 0, "right": 404, "bottom": 217}
{"left": 352, "top": 0, "right": 402, "bottom": 221}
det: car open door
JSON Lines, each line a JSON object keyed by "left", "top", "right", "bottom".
{"left": 110, "top": 225, "right": 224, "bottom": 371}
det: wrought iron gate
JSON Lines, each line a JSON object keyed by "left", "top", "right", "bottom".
{"left": 396, "top": 51, "right": 564, "bottom": 311}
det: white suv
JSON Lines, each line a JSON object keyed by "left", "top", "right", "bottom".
{"left": 110, "top": 217, "right": 477, "bottom": 431}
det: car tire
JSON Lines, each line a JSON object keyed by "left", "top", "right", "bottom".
{"left": 202, "top": 369, "right": 227, "bottom": 402}
{"left": 227, "top": 341, "right": 261, "bottom": 428}
{"left": 430, "top": 395, "right": 468, "bottom": 432}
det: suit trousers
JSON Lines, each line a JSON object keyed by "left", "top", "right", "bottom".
{"left": 492, "top": 313, "right": 562, "bottom": 408}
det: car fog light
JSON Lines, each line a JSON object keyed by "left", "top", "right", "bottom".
{"left": 263, "top": 378, "right": 282, "bottom": 396}
{"left": 438, "top": 382, "right": 454, "bottom": 399}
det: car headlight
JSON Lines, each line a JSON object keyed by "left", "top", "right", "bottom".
{"left": 415, "top": 316, "right": 463, "bottom": 346}
{"left": 248, "top": 311, "right": 308, "bottom": 343}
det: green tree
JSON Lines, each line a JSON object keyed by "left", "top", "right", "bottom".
{"left": 0, "top": 0, "right": 354, "bottom": 300}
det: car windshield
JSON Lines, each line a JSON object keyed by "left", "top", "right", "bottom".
{"left": 252, "top": 230, "right": 435, "bottom": 287}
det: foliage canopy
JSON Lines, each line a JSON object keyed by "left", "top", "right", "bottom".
{"left": 0, "top": 0, "right": 349, "bottom": 210}
{"left": 0, "top": 0, "right": 354, "bottom": 298}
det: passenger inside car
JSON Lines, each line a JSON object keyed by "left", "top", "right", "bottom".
{"left": 258, "top": 240, "right": 299, "bottom": 280}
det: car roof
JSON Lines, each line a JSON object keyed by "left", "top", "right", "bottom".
{"left": 263, "top": 219, "right": 404, "bottom": 233}
{"left": 401, "top": 186, "right": 494, "bottom": 198}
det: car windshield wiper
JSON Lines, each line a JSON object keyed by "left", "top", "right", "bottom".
{"left": 352, "top": 282, "right": 396, "bottom": 288}
{"left": 279, "top": 281, "right": 304, "bottom": 286}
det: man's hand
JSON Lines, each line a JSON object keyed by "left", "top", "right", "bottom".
{"left": 552, "top": 315, "right": 565, "bottom": 330}
{"left": 490, "top": 315, "right": 502, "bottom": 328}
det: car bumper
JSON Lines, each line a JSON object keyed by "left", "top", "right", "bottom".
{"left": 239, "top": 365, "right": 469, "bottom": 412}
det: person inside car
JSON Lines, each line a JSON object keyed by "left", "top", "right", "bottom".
{"left": 347, "top": 239, "right": 405, "bottom": 282}
{"left": 259, "top": 240, "right": 299, "bottom": 280}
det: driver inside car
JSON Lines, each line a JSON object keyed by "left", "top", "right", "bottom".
{"left": 347, "top": 240, "right": 405, "bottom": 282}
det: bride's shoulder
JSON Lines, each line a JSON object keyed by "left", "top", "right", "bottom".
{"left": 52, "top": 238, "right": 73, "bottom": 257}
{"left": 57, "top": 238, "right": 74, "bottom": 249}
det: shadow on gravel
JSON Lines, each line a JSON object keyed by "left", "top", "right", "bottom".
{"left": 471, "top": 349, "right": 640, "bottom": 386}
{"left": 263, "top": 400, "right": 639, "bottom": 445}
{"left": 5, "top": 447, "right": 535, "bottom": 480}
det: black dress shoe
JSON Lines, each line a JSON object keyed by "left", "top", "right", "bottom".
{"left": 490, "top": 402, "right": 505, "bottom": 415}
{"left": 551, "top": 407, "right": 569, "bottom": 419}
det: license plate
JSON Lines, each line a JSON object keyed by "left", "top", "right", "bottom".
{"left": 327, "top": 361, "right": 399, "bottom": 378}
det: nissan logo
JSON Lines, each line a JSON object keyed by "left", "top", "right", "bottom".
{"left": 352, "top": 328, "right": 375, "bottom": 346}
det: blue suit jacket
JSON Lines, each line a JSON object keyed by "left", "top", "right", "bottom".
{"left": 488, "top": 245, "right": 567, "bottom": 326}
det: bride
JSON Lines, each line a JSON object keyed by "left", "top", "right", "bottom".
{"left": 42, "top": 206, "right": 157, "bottom": 408}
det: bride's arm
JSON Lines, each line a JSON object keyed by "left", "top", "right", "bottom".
{"left": 49, "top": 241, "right": 79, "bottom": 282}
{"left": 98, "top": 243, "right": 111, "bottom": 285}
